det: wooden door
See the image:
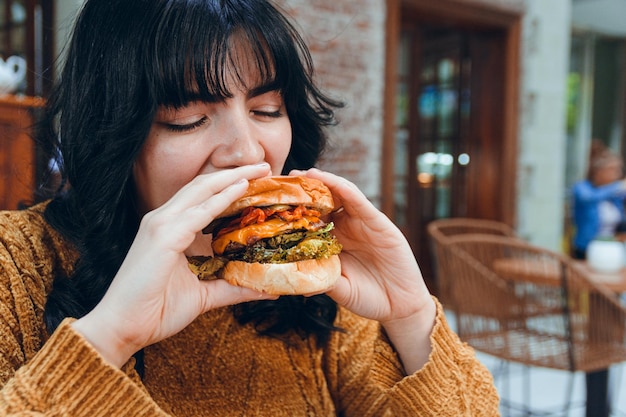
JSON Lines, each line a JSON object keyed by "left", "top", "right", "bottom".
{"left": 384, "top": 1, "right": 521, "bottom": 292}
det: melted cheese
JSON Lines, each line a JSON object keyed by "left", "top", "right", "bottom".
{"left": 211, "top": 216, "right": 320, "bottom": 255}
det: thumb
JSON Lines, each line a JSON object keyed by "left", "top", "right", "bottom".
{"left": 198, "top": 279, "right": 279, "bottom": 312}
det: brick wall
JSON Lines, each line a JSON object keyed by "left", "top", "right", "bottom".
{"left": 276, "top": 0, "right": 386, "bottom": 206}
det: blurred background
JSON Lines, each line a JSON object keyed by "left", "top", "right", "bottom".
{"left": 1, "top": 0, "right": 625, "bottom": 414}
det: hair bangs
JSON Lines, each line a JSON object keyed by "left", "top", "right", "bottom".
{"left": 148, "top": 2, "right": 291, "bottom": 109}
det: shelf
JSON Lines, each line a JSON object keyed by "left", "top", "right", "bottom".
{"left": 0, "top": 94, "right": 44, "bottom": 108}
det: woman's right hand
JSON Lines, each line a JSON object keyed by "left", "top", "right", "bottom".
{"left": 71, "top": 163, "right": 276, "bottom": 368}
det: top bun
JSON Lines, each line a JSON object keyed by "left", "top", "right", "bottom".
{"left": 218, "top": 176, "right": 335, "bottom": 219}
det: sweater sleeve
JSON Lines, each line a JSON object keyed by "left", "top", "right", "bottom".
{"left": 326, "top": 298, "right": 500, "bottom": 416}
{"left": 0, "top": 319, "right": 169, "bottom": 417}
{"left": 0, "top": 208, "right": 169, "bottom": 416}
{"left": 386, "top": 299, "right": 500, "bottom": 416}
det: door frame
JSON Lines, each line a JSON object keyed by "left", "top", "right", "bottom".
{"left": 382, "top": 0, "right": 522, "bottom": 228}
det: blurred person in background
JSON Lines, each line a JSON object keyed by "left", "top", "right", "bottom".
{"left": 571, "top": 140, "right": 626, "bottom": 259}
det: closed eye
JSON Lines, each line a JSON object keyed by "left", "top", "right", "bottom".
{"left": 252, "top": 110, "right": 283, "bottom": 119}
{"left": 165, "top": 117, "right": 208, "bottom": 132}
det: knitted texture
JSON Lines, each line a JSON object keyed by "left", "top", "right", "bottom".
{"left": 0, "top": 203, "right": 500, "bottom": 416}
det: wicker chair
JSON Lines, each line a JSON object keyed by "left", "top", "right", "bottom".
{"left": 426, "top": 218, "right": 517, "bottom": 307}
{"left": 446, "top": 234, "right": 626, "bottom": 415}
{"left": 427, "top": 218, "right": 516, "bottom": 240}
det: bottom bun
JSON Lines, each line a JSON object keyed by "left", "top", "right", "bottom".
{"left": 221, "top": 255, "right": 341, "bottom": 295}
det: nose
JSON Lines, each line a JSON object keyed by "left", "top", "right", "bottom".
{"left": 211, "top": 113, "right": 266, "bottom": 168}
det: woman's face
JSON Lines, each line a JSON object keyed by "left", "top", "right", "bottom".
{"left": 133, "top": 84, "right": 292, "bottom": 214}
{"left": 593, "top": 161, "right": 623, "bottom": 186}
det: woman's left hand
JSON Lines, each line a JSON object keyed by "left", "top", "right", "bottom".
{"left": 293, "top": 168, "right": 436, "bottom": 373}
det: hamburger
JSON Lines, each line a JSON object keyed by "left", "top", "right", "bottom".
{"left": 188, "top": 176, "right": 343, "bottom": 295}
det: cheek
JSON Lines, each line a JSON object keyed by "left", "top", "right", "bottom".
{"left": 270, "top": 141, "right": 292, "bottom": 174}
{"left": 265, "top": 121, "right": 292, "bottom": 174}
{"left": 133, "top": 141, "right": 201, "bottom": 212}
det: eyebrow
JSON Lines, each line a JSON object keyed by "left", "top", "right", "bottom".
{"left": 247, "top": 80, "right": 281, "bottom": 99}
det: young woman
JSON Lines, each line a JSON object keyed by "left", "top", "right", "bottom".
{"left": 0, "top": 1, "right": 498, "bottom": 415}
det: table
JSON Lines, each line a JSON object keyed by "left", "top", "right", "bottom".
{"left": 571, "top": 261, "right": 626, "bottom": 293}
{"left": 493, "top": 257, "right": 626, "bottom": 417}
{"left": 492, "top": 258, "right": 626, "bottom": 293}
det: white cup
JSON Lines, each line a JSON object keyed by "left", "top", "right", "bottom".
{"left": 586, "top": 239, "right": 624, "bottom": 273}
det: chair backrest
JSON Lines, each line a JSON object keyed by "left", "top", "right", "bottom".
{"left": 426, "top": 218, "right": 516, "bottom": 306}
{"left": 446, "top": 233, "right": 626, "bottom": 373}
{"left": 427, "top": 218, "right": 516, "bottom": 241}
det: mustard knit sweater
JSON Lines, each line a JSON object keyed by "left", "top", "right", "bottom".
{"left": 0, "top": 203, "right": 499, "bottom": 416}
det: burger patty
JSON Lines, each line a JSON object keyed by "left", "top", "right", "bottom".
{"left": 223, "top": 223, "right": 342, "bottom": 263}
{"left": 187, "top": 226, "right": 342, "bottom": 280}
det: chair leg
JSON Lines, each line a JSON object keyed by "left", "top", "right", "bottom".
{"left": 495, "top": 361, "right": 534, "bottom": 417}
{"left": 523, "top": 365, "right": 531, "bottom": 415}
{"left": 609, "top": 364, "right": 625, "bottom": 417}
{"left": 497, "top": 363, "right": 586, "bottom": 417}
{"left": 587, "top": 370, "right": 610, "bottom": 417}
{"left": 560, "top": 371, "right": 575, "bottom": 416}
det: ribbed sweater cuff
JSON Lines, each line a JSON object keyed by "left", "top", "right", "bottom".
{"left": 10, "top": 318, "right": 167, "bottom": 417}
{"left": 389, "top": 298, "right": 478, "bottom": 412}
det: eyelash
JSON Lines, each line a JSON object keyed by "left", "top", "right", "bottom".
{"left": 163, "top": 108, "right": 283, "bottom": 132}
{"left": 253, "top": 110, "right": 283, "bottom": 118}
{"left": 165, "top": 117, "right": 208, "bottom": 132}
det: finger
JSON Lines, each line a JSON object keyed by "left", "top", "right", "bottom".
{"left": 198, "top": 279, "right": 279, "bottom": 311}
{"left": 134, "top": 178, "right": 252, "bottom": 255}
{"left": 153, "top": 164, "right": 271, "bottom": 235}
{"left": 163, "top": 163, "right": 271, "bottom": 213}
{"left": 180, "top": 178, "right": 251, "bottom": 233}
{"left": 324, "top": 275, "right": 353, "bottom": 306}
{"left": 295, "top": 168, "right": 372, "bottom": 219}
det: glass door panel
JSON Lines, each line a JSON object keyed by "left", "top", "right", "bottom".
{"left": 395, "top": 28, "right": 473, "bottom": 286}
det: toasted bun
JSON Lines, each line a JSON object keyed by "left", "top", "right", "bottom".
{"left": 220, "top": 255, "right": 341, "bottom": 295}
{"left": 219, "top": 176, "right": 334, "bottom": 219}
